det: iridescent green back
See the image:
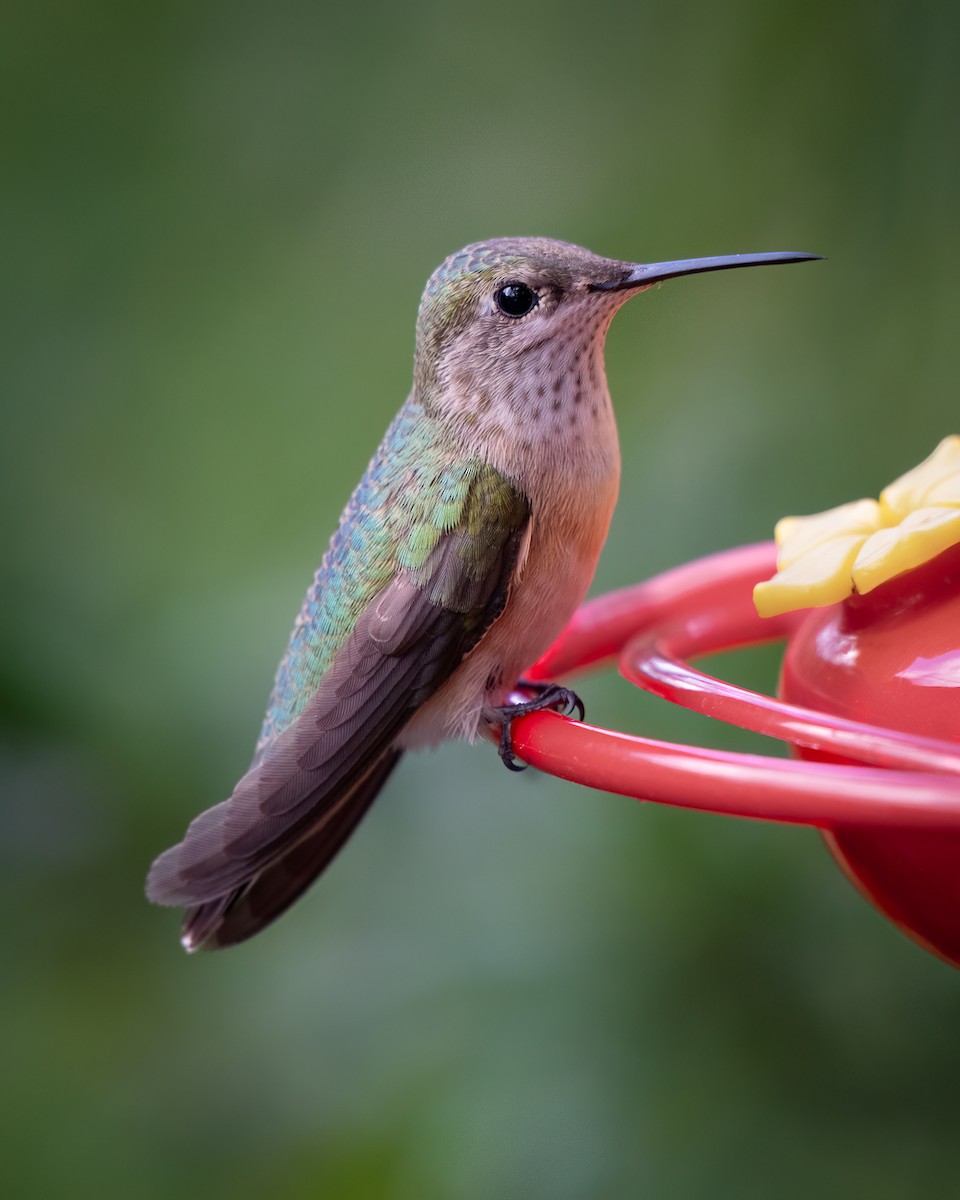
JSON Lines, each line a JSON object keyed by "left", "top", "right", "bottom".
{"left": 254, "top": 399, "right": 525, "bottom": 760}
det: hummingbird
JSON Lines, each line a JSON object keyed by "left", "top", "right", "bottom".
{"left": 147, "top": 237, "right": 818, "bottom": 950}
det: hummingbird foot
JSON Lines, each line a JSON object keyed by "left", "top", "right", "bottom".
{"left": 489, "top": 683, "right": 585, "bottom": 772}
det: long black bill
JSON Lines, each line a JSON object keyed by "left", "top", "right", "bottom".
{"left": 590, "top": 251, "right": 822, "bottom": 292}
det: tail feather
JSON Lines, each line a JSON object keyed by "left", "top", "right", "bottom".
{"left": 181, "top": 749, "right": 402, "bottom": 951}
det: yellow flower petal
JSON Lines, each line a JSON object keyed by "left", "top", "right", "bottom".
{"left": 774, "top": 499, "right": 882, "bottom": 570}
{"left": 754, "top": 534, "right": 866, "bottom": 618}
{"left": 923, "top": 475, "right": 960, "bottom": 509}
{"left": 755, "top": 435, "right": 960, "bottom": 619}
{"left": 852, "top": 506, "right": 960, "bottom": 594}
{"left": 879, "top": 435, "right": 960, "bottom": 521}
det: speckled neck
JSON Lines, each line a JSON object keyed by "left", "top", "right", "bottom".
{"left": 419, "top": 296, "right": 621, "bottom": 495}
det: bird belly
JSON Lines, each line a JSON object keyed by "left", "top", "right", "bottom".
{"left": 398, "top": 489, "right": 615, "bottom": 750}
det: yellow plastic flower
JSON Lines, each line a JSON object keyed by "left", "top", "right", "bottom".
{"left": 754, "top": 436, "right": 960, "bottom": 618}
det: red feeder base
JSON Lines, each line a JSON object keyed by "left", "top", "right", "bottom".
{"left": 510, "top": 542, "right": 960, "bottom": 968}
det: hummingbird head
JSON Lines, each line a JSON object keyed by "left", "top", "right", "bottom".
{"left": 414, "top": 238, "right": 636, "bottom": 400}
{"left": 413, "top": 237, "right": 818, "bottom": 434}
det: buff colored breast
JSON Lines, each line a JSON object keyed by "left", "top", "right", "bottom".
{"left": 400, "top": 403, "right": 621, "bottom": 747}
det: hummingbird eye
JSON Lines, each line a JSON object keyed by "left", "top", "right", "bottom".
{"left": 494, "top": 282, "right": 539, "bottom": 318}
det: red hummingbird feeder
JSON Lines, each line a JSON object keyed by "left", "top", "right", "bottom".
{"left": 509, "top": 437, "right": 960, "bottom": 968}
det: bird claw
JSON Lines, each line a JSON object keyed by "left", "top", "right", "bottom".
{"left": 498, "top": 722, "right": 528, "bottom": 772}
{"left": 492, "top": 682, "right": 586, "bottom": 772}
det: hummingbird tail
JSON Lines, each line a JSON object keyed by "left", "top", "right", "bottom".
{"left": 179, "top": 748, "right": 403, "bottom": 951}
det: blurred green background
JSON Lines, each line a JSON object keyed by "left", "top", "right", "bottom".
{"left": 4, "top": 0, "right": 960, "bottom": 1196}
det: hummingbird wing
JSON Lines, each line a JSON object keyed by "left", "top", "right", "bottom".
{"left": 146, "top": 458, "right": 530, "bottom": 947}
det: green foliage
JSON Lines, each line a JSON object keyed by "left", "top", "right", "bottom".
{"left": 3, "top": 1, "right": 959, "bottom": 1196}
